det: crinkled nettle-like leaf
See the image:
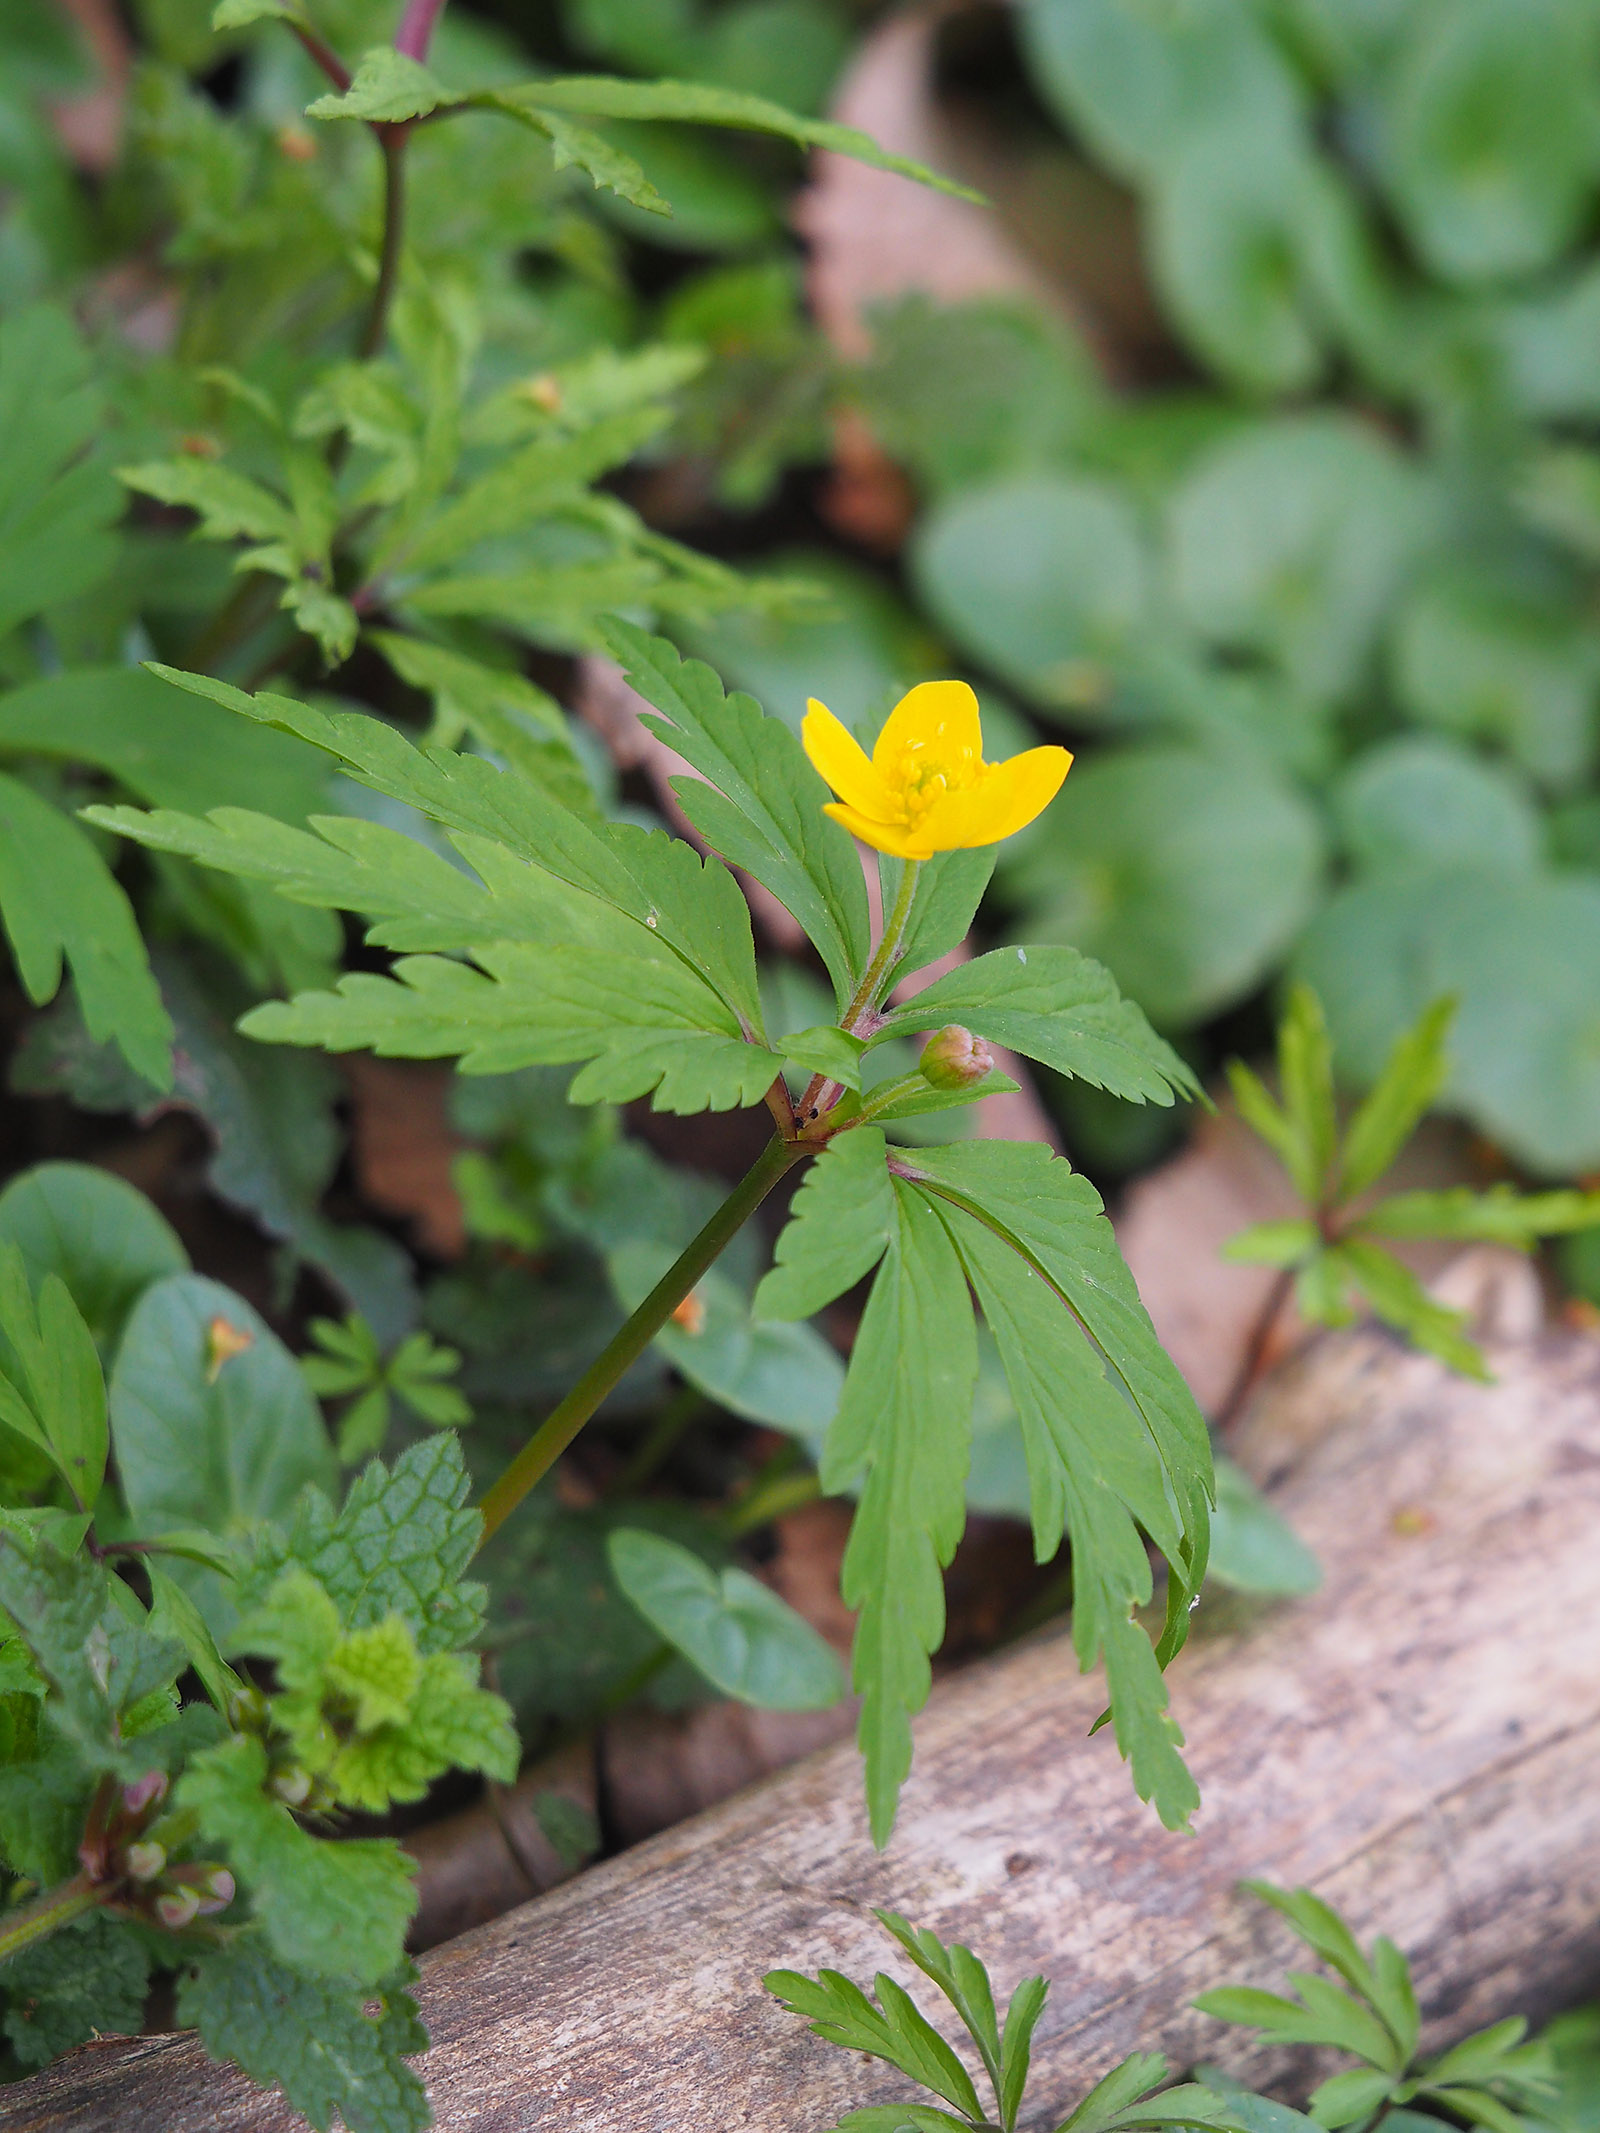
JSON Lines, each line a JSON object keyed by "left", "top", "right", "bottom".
{"left": 935, "top": 1204, "right": 1198, "bottom": 1829}
{"left": 0, "top": 771, "right": 172, "bottom": 1090}
{"left": 0, "top": 1540, "right": 183, "bottom": 1769}
{"left": 602, "top": 618, "right": 871, "bottom": 1010}
{"left": 754, "top": 1127, "right": 893, "bottom": 1322}
{"left": 894, "top": 1140, "right": 1212, "bottom": 1598}
{"left": 871, "top": 946, "right": 1199, "bottom": 1107}
{"left": 234, "top": 1566, "right": 516, "bottom": 1812}
{"left": 822, "top": 1180, "right": 978, "bottom": 1845}
{"left": 241, "top": 1433, "right": 485, "bottom": 1656}
{"left": 240, "top": 946, "right": 783, "bottom": 1112}
{"left": 178, "top": 1733, "right": 415, "bottom": 1987}
{"left": 1, "top": 1911, "right": 150, "bottom": 2071}
{"left": 608, "top": 1527, "right": 845, "bottom": 1712}
{"left": 179, "top": 1936, "right": 430, "bottom": 2133}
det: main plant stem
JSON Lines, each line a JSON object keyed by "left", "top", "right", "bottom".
{"left": 475, "top": 1135, "right": 808, "bottom": 1544}
{"left": 359, "top": 127, "right": 409, "bottom": 360}
{"left": 795, "top": 858, "right": 922, "bottom": 1127}
{"left": 0, "top": 1872, "right": 99, "bottom": 1966}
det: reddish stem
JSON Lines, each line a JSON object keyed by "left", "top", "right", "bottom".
{"left": 394, "top": 0, "right": 448, "bottom": 60}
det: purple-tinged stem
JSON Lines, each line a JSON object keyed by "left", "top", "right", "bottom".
{"left": 394, "top": 0, "right": 448, "bottom": 61}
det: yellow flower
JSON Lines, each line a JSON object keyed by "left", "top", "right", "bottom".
{"left": 802, "top": 680, "right": 1071, "bottom": 862}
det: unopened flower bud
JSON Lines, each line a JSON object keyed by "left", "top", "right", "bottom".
{"left": 124, "top": 1840, "right": 166, "bottom": 1884}
{"left": 227, "top": 1683, "right": 269, "bottom": 1734}
{"left": 156, "top": 1887, "right": 201, "bottom": 1931}
{"left": 166, "top": 1864, "right": 237, "bottom": 1916}
{"left": 271, "top": 1765, "right": 313, "bottom": 1808}
{"left": 122, "top": 1770, "right": 167, "bottom": 1819}
{"left": 918, "top": 1025, "right": 994, "bottom": 1091}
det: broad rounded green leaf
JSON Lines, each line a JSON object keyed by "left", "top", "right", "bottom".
{"left": 110, "top": 1274, "right": 335, "bottom": 1628}
{"left": 1002, "top": 747, "right": 1324, "bottom": 1026}
{"left": 1334, "top": 738, "right": 1542, "bottom": 879}
{"left": 911, "top": 474, "right": 1148, "bottom": 709}
{"left": 607, "top": 1526, "right": 845, "bottom": 1709}
{"left": 1150, "top": 124, "right": 1324, "bottom": 396}
{"left": 608, "top": 1239, "right": 844, "bottom": 1438}
{"left": 1019, "top": 0, "right": 1301, "bottom": 186}
{"left": 1389, "top": 568, "right": 1600, "bottom": 791}
{"left": 0, "top": 1161, "right": 188, "bottom": 1356}
{"left": 1294, "top": 870, "right": 1600, "bottom": 1174}
{"left": 1384, "top": 0, "right": 1600, "bottom": 285}
{"left": 1207, "top": 1456, "right": 1321, "bottom": 1598}
{"left": 1169, "top": 415, "right": 1426, "bottom": 704}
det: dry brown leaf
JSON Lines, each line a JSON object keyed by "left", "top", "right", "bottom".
{"left": 339, "top": 1055, "right": 465, "bottom": 1260}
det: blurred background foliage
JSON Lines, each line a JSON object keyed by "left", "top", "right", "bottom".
{"left": 7, "top": 0, "right": 1600, "bottom": 1495}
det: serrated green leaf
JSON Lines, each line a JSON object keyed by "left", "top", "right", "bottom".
{"left": 110, "top": 666, "right": 766, "bottom": 1034}
{"left": 887, "top": 849, "right": 997, "bottom": 987}
{"left": 0, "top": 773, "right": 172, "bottom": 1089}
{"left": 306, "top": 48, "right": 449, "bottom": 124}
{"left": 874, "top": 1910, "right": 1005, "bottom": 2107}
{"left": 822, "top": 1180, "right": 977, "bottom": 1845}
{"left": 240, "top": 947, "right": 782, "bottom": 1112}
{"left": 754, "top": 1128, "right": 893, "bottom": 1321}
{"left": 1338, "top": 996, "right": 1456, "bottom": 1200}
{"left": 1339, "top": 1240, "right": 1488, "bottom": 1380}
{"left": 933, "top": 1202, "right": 1197, "bottom": 1828}
{"left": 601, "top": 617, "right": 871, "bottom": 1008}
{"left": 495, "top": 74, "right": 983, "bottom": 201}
{"left": 893, "top": 1140, "right": 1211, "bottom": 1594}
{"left": 515, "top": 107, "right": 673, "bottom": 213}
{"left": 871, "top": 945, "right": 1199, "bottom": 1107}
{"left": 0, "top": 307, "right": 120, "bottom": 640}
{"left": 179, "top": 1938, "right": 430, "bottom": 2133}
{"left": 783, "top": 1023, "right": 867, "bottom": 1090}
{"left": 607, "top": 1527, "right": 844, "bottom": 1710}
{"left": 179, "top": 1733, "right": 415, "bottom": 1986}
{"left": 243, "top": 1433, "right": 485, "bottom": 1654}
{"left": 1000, "top": 1972, "right": 1050, "bottom": 2130}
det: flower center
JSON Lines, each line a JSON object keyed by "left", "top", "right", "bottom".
{"left": 887, "top": 744, "right": 981, "bottom": 825}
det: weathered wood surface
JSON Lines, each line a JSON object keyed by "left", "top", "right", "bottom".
{"left": 20, "top": 1252, "right": 1600, "bottom": 2131}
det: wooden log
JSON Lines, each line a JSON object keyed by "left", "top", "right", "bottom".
{"left": 19, "top": 1250, "right": 1600, "bottom": 2131}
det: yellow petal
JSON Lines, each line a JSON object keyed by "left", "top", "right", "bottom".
{"left": 802, "top": 700, "right": 894, "bottom": 818}
{"left": 871, "top": 680, "right": 982, "bottom": 776}
{"left": 823, "top": 800, "right": 927, "bottom": 859}
{"left": 913, "top": 745, "right": 1073, "bottom": 853}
